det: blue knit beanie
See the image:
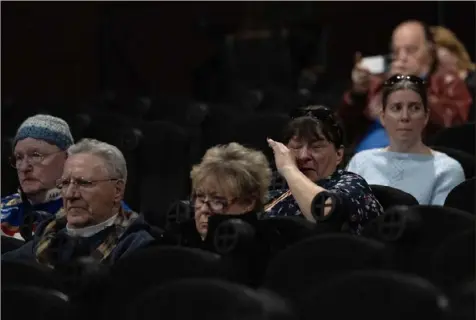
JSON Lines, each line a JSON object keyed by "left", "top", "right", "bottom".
{"left": 13, "top": 114, "right": 74, "bottom": 151}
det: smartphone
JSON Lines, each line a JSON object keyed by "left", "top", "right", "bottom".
{"left": 361, "top": 55, "right": 386, "bottom": 75}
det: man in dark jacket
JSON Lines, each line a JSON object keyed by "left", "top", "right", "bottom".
{"left": 2, "top": 138, "right": 155, "bottom": 267}
{"left": 339, "top": 20, "right": 472, "bottom": 152}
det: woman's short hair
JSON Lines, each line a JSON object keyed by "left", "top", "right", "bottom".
{"left": 431, "top": 25, "right": 475, "bottom": 72}
{"left": 190, "top": 143, "right": 272, "bottom": 209}
{"left": 67, "top": 138, "right": 128, "bottom": 182}
{"left": 285, "top": 106, "right": 344, "bottom": 149}
{"left": 382, "top": 75, "right": 428, "bottom": 113}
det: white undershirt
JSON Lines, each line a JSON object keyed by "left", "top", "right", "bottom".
{"left": 66, "top": 214, "right": 118, "bottom": 238}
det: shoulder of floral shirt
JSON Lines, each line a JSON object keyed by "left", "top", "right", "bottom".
{"left": 266, "top": 189, "right": 288, "bottom": 202}
{"left": 266, "top": 170, "right": 343, "bottom": 200}
{"left": 329, "top": 170, "right": 377, "bottom": 195}
{"left": 332, "top": 169, "right": 368, "bottom": 183}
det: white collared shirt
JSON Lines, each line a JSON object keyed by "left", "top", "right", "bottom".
{"left": 66, "top": 214, "right": 118, "bottom": 238}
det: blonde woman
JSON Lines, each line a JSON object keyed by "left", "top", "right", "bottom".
{"left": 188, "top": 143, "right": 272, "bottom": 242}
{"left": 431, "top": 26, "right": 475, "bottom": 81}
{"left": 431, "top": 25, "right": 475, "bottom": 108}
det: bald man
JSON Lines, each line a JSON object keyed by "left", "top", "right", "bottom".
{"left": 391, "top": 20, "right": 435, "bottom": 77}
{"left": 338, "top": 20, "right": 472, "bottom": 153}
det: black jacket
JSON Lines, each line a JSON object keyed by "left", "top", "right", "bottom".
{"left": 2, "top": 215, "right": 155, "bottom": 266}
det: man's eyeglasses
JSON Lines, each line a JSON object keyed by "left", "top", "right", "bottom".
{"left": 56, "top": 177, "right": 119, "bottom": 190}
{"left": 191, "top": 193, "right": 235, "bottom": 214}
{"left": 10, "top": 151, "right": 64, "bottom": 169}
{"left": 384, "top": 74, "right": 426, "bottom": 87}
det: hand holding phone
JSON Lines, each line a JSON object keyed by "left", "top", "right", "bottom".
{"left": 351, "top": 52, "right": 372, "bottom": 93}
{"left": 360, "top": 55, "right": 386, "bottom": 75}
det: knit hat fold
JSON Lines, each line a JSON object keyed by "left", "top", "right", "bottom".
{"left": 13, "top": 114, "right": 74, "bottom": 150}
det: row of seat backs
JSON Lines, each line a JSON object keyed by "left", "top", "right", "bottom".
{"left": 5, "top": 268, "right": 471, "bottom": 320}
{"left": 3, "top": 203, "right": 473, "bottom": 320}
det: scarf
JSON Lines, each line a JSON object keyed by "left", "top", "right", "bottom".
{"left": 35, "top": 207, "right": 139, "bottom": 268}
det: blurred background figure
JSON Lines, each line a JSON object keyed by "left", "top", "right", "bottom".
{"left": 431, "top": 25, "right": 476, "bottom": 120}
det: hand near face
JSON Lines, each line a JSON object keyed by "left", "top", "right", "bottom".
{"left": 267, "top": 138, "right": 297, "bottom": 176}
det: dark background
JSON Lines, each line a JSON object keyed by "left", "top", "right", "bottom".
{"left": 2, "top": 1, "right": 475, "bottom": 109}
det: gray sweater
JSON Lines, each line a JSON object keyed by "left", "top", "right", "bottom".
{"left": 347, "top": 149, "right": 465, "bottom": 205}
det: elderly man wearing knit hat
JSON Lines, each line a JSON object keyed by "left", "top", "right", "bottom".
{"left": 1, "top": 114, "right": 74, "bottom": 240}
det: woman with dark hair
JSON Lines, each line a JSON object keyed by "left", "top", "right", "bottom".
{"left": 265, "top": 106, "right": 384, "bottom": 235}
{"left": 347, "top": 75, "right": 465, "bottom": 205}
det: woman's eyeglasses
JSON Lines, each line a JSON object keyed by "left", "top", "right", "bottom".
{"left": 191, "top": 193, "right": 236, "bottom": 214}
{"left": 384, "top": 74, "right": 426, "bottom": 87}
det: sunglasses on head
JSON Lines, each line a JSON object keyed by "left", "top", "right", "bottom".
{"left": 291, "top": 106, "right": 336, "bottom": 122}
{"left": 384, "top": 74, "right": 426, "bottom": 87}
{"left": 291, "top": 106, "right": 344, "bottom": 145}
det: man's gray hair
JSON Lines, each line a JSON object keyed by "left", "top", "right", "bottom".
{"left": 67, "top": 138, "right": 128, "bottom": 182}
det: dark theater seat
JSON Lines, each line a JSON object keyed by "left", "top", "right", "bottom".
{"left": 369, "top": 185, "right": 419, "bottom": 211}
{"left": 445, "top": 178, "right": 475, "bottom": 215}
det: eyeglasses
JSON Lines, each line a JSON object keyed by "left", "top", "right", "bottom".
{"left": 56, "top": 177, "right": 119, "bottom": 190}
{"left": 191, "top": 193, "right": 236, "bottom": 214}
{"left": 10, "top": 150, "right": 64, "bottom": 169}
{"left": 384, "top": 74, "right": 426, "bottom": 87}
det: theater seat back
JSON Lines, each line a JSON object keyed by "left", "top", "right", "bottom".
{"left": 370, "top": 185, "right": 419, "bottom": 210}
{"left": 445, "top": 178, "right": 475, "bottom": 215}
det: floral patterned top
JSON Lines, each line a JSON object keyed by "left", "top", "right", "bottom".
{"left": 264, "top": 169, "right": 384, "bottom": 235}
